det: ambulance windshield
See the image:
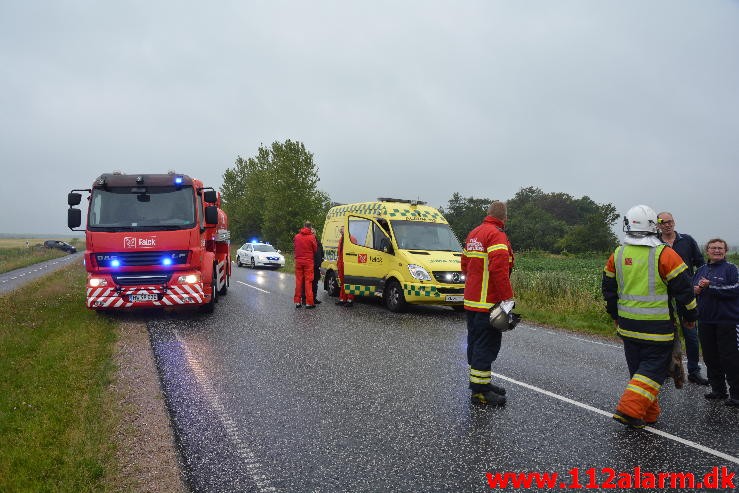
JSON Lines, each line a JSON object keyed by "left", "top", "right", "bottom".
{"left": 88, "top": 186, "right": 196, "bottom": 231}
{"left": 390, "top": 221, "right": 462, "bottom": 252}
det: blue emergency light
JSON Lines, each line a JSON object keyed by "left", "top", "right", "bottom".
{"left": 111, "top": 259, "right": 121, "bottom": 268}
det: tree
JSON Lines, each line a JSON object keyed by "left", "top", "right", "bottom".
{"left": 441, "top": 187, "right": 619, "bottom": 254}
{"left": 220, "top": 140, "right": 331, "bottom": 251}
{"left": 439, "top": 193, "right": 491, "bottom": 242}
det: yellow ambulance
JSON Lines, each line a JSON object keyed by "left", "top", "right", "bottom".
{"left": 320, "top": 198, "right": 465, "bottom": 312}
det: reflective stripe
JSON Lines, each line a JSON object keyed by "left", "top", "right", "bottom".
{"left": 617, "top": 303, "right": 670, "bottom": 315}
{"left": 664, "top": 262, "right": 687, "bottom": 281}
{"left": 685, "top": 299, "right": 697, "bottom": 310}
{"left": 619, "top": 293, "right": 668, "bottom": 302}
{"left": 479, "top": 254, "right": 489, "bottom": 304}
{"left": 603, "top": 269, "right": 616, "bottom": 278}
{"left": 464, "top": 300, "right": 494, "bottom": 310}
{"left": 633, "top": 373, "right": 661, "bottom": 392}
{"left": 626, "top": 384, "right": 657, "bottom": 402}
{"left": 616, "top": 327, "right": 673, "bottom": 342}
{"left": 463, "top": 250, "right": 487, "bottom": 258}
{"left": 486, "top": 244, "right": 508, "bottom": 253}
{"left": 469, "top": 376, "right": 490, "bottom": 384}
{"left": 470, "top": 368, "right": 491, "bottom": 378}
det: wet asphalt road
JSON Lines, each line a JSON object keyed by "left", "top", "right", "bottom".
{"left": 149, "top": 265, "right": 739, "bottom": 493}
{"left": 0, "top": 252, "right": 82, "bottom": 295}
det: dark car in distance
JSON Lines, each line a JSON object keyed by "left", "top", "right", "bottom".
{"left": 44, "top": 240, "right": 77, "bottom": 254}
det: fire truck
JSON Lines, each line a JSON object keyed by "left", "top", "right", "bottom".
{"left": 67, "top": 171, "right": 231, "bottom": 313}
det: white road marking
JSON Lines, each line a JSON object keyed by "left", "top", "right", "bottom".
{"left": 495, "top": 372, "right": 739, "bottom": 466}
{"left": 174, "top": 330, "right": 276, "bottom": 492}
{"left": 235, "top": 280, "right": 270, "bottom": 294}
{"left": 526, "top": 326, "right": 621, "bottom": 349}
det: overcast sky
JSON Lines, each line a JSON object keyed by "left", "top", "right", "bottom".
{"left": 2, "top": 1, "right": 738, "bottom": 246}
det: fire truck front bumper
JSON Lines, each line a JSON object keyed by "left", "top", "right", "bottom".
{"left": 86, "top": 284, "right": 206, "bottom": 309}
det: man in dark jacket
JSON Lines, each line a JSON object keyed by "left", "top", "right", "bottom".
{"left": 657, "top": 211, "right": 708, "bottom": 385}
{"left": 293, "top": 221, "right": 318, "bottom": 309}
{"left": 311, "top": 227, "right": 324, "bottom": 304}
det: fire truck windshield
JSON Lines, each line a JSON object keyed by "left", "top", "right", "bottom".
{"left": 88, "top": 186, "right": 196, "bottom": 231}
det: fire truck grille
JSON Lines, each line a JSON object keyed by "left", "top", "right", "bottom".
{"left": 112, "top": 273, "right": 173, "bottom": 286}
{"left": 95, "top": 250, "right": 190, "bottom": 267}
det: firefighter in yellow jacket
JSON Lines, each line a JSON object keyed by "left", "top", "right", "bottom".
{"left": 602, "top": 205, "right": 698, "bottom": 428}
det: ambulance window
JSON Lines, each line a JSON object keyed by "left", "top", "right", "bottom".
{"left": 348, "top": 217, "right": 371, "bottom": 248}
{"left": 372, "top": 223, "right": 391, "bottom": 251}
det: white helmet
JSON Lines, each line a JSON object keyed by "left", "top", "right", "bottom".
{"left": 623, "top": 204, "right": 658, "bottom": 235}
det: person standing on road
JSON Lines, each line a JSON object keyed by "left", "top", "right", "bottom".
{"left": 693, "top": 238, "right": 739, "bottom": 407}
{"left": 294, "top": 221, "right": 318, "bottom": 309}
{"left": 335, "top": 226, "right": 355, "bottom": 307}
{"left": 311, "top": 227, "right": 324, "bottom": 305}
{"left": 657, "top": 211, "right": 709, "bottom": 385}
{"left": 462, "top": 200, "right": 514, "bottom": 406}
{"left": 603, "top": 205, "right": 698, "bottom": 428}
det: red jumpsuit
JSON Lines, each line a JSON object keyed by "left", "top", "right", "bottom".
{"left": 293, "top": 227, "right": 318, "bottom": 305}
{"left": 337, "top": 233, "right": 355, "bottom": 303}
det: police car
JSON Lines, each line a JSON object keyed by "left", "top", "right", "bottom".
{"left": 236, "top": 242, "right": 285, "bottom": 269}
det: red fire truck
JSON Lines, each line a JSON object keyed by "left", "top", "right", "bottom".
{"left": 67, "top": 171, "right": 231, "bottom": 313}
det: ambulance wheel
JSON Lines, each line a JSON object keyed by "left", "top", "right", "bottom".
{"left": 325, "top": 271, "right": 339, "bottom": 297}
{"left": 385, "top": 280, "right": 407, "bottom": 313}
{"left": 452, "top": 305, "right": 465, "bottom": 312}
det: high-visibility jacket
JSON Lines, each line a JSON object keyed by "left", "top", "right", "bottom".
{"left": 603, "top": 243, "right": 697, "bottom": 345}
{"left": 462, "top": 216, "right": 514, "bottom": 312}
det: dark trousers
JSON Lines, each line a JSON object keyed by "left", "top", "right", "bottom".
{"left": 623, "top": 339, "right": 672, "bottom": 383}
{"left": 467, "top": 311, "right": 502, "bottom": 391}
{"left": 680, "top": 319, "right": 701, "bottom": 374}
{"left": 312, "top": 269, "right": 320, "bottom": 301}
{"left": 699, "top": 323, "right": 739, "bottom": 398}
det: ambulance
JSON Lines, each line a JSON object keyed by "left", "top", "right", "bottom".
{"left": 320, "top": 198, "right": 465, "bottom": 312}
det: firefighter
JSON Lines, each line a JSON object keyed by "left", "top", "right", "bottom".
{"left": 293, "top": 221, "right": 318, "bottom": 309}
{"left": 602, "top": 205, "right": 698, "bottom": 428}
{"left": 462, "top": 200, "right": 514, "bottom": 406}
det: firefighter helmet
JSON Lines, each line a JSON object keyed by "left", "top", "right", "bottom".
{"left": 623, "top": 205, "right": 658, "bottom": 235}
{"left": 489, "top": 300, "right": 521, "bottom": 332}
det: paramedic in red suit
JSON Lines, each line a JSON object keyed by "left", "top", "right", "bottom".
{"left": 293, "top": 221, "right": 318, "bottom": 308}
{"left": 462, "top": 200, "right": 514, "bottom": 406}
{"left": 336, "top": 226, "right": 356, "bottom": 307}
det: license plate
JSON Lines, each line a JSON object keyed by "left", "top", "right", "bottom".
{"left": 129, "top": 293, "right": 158, "bottom": 302}
{"left": 445, "top": 295, "right": 463, "bottom": 302}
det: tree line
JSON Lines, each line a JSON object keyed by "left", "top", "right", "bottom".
{"left": 221, "top": 140, "right": 619, "bottom": 253}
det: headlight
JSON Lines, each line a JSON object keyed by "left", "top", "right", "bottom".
{"left": 177, "top": 274, "right": 201, "bottom": 284}
{"left": 88, "top": 277, "right": 108, "bottom": 287}
{"left": 408, "top": 264, "right": 432, "bottom": 281}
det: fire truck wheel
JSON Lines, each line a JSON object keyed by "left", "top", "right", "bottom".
{"left": 200, "top": 269, "right": 218, "bottom": 313}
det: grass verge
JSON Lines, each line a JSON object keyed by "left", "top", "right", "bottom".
{"left": 0, "top": 264, "right": 118, "bottom": 492}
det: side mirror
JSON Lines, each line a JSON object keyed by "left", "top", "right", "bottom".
{"left": 203, "top": 190, "right": 217, "bottom": 203}
{"left": 68, "top": 193, "right": 82, "bottom": 206}
{"left": 204, "top": 205, "right": 218, "bottom": 225}
{"left": 68, "top": 208, "right": 82, "bottom": 229}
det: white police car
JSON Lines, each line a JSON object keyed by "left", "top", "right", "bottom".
{"left": 236, "top": 242, "right": 285, "bottom": 269}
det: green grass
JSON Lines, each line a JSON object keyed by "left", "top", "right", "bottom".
{"left": 0, "top": 264, "right": 118, "bottom": 492}
{"left": 0, "top": 247, "right": 68, "bottom": 274}
{"left": 512, "top": 252, "right": 615, "bottom": 336}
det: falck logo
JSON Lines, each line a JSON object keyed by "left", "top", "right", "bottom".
{"left": 358, "top": 254, "right": 367, "bottom": 263}
{"left": 123, "top": 236, "right": 157, "bottom": 249}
